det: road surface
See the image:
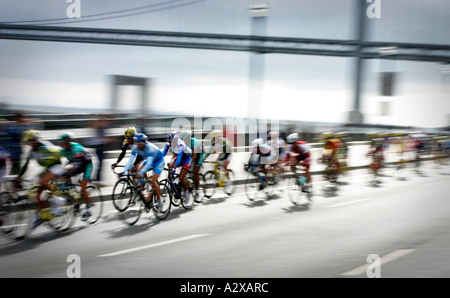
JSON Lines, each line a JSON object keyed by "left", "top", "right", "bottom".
{"left": 1, "top": 160, "right": 449, "bottom": 280}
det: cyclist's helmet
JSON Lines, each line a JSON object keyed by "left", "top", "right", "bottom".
{"left": 367, "top": 132, "right": 378, "bottom": 140}
{"left": 59, "top": 132, "right": 74, "bottom": 143}
{"left": 210, "top": 130, "right": 222, "bottom": 144}
{"left": 322, "top": 132, "right": 334, "bottom": 139}
{"left": 268, "top": 131, "right": 279, "bottom": 140}
{"left": 250, "top": 138, "right": 264, "bottom": 153}
{"left": 286, "top": 133, "right": 299, "bottom": 144}
{"left": 134, "top": 133, "right": 147, "bottom": 143}
{"left": 251, "top": 138, "right": 264, "bottom": 148}
{"left": 124, "top": 127, "right": 136, "bottom": 138}
{"left": 335, "top": 131, "right": 348, "bottom": 139}
{"left": 22, "top": 130, "right": 40, "bottom": 142}
{"left": 166, "top": 131, "right": 179, "bottom": 143}
{"left": 180, "top": 130, "right": 191, "bottom": 140}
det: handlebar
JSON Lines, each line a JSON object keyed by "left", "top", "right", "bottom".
{"left": 112, "top": 164, "right": 125, "bottom": 175}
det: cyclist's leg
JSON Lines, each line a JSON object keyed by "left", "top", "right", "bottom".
{"left": 219, "top": 153, "right": 232, "bottom": 177}
{"left": 150, "top": 172, "right": 161, "bottom": 201}
{"left": 35, "top": 169, "right": 58, "bottom": 210}
{"left": 193, "top": 153, "right": 203, "bottom": 189}
{"left": 179, "top": 166, "right": 190, "bottom": 192}
{"left": 80, "top": 162, "right": 93, "bottom": 206}
{"left": 151, "top": 157, "right": 164, "bottom": 201}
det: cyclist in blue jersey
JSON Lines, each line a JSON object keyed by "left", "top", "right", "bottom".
{"left": 119, "top": 133, "right": 164, "bottom": 208}
{"left": 59, "top": 132, "right": 94, "bottom": 221}
{"left": 163, "top": 131, "right": 192, "bottom": 201}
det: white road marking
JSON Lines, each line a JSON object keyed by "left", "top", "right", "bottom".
{"left": 97, "top": 234, "right": 210, "bottom": 257}
{"left": 324, "top": 199, "right": 369, "bottom": 208}
{"left": 340, "top": 249, "right": 416, "bottom": 276}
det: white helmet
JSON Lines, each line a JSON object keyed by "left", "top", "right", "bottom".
{"left": 268, "top": 131, "right": 279, "bottom": 140}
{"left": 286, "top": 133, "right": 299, "bottom": 144}
{"left": 180, "top": 130, "right": 191, "bottom": 140}
{"left": 250, "top": 138, "right": 264, "bottom": 154}
{"left": 251, "top": 138, "right": 265, "bottom": 148}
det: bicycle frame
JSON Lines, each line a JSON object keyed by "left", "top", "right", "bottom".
{"left": 165, "top": 167, "right": 184, "bottom": 199}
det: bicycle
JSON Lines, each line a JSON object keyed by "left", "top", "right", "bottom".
{"left": 118, "top": 173, "right": 171, "bottom": 226}
{"left": 368, "top": 153, "right": 383, "bottom": 185}
{"left": 244, "top": 163, "right": 285, "bottom": 201}
{"left": 287, "top": 165, "right": 313, "bottom": 206}
{"left": 160, "top": 166, "right": 195, "bottom": 210}
{"left": 320, "top": 156, "right": 339, "bottom": 184}
{"left": 202, "top": 161, "right": 237, "bottom": 198}
{"left": 187, "top": 167, "right": 206, "bottom": 203}
{"left": 112, "top": 165, "right": 145, "bottom": 212}
{"left": 13, "top": 180, "right": 75, "bottom": 240}
{"left": 0, "top": 175, "right": 21, "bottom": 236}
{"left": 52, "top": 178, "right": 104, "bottom": 225}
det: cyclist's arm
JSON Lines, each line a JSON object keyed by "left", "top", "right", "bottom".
{"left": 18, "top": 155, "right": 31, "bottom": 178}
{"left": 122, "top": 151, "right": 137, "bottom": 173}
{"left": 138, "top": 154, "right": 154, "bottom": 176}
{"left": 116, "top": 147, "right": 127, "bottom": 164}
{"left": 174, "top": 147, "right": 185, "bottom": 167}
{"left": 162, "top": 143, "right": 169, "bottom": 156}
{"left": 202, "top": 145, "right": 214, "bottom": 162}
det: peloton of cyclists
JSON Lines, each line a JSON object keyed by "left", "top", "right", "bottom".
{"left": 283, "top": 133, "right": 312, "bottom": 193}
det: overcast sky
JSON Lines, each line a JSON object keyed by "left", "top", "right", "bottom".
{"left": 0, "top": 0, "right": 449, "bottom": 128}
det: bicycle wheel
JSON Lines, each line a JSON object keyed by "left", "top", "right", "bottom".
{"left": 203, "top": 170, "right": 217, "bottom": 198}
{"left": 11, "top": 195, "right": 35, "bottom": 240}
{"left": 193, "top": 173, "right": 206, "bottom": 203}
{"left": 223, "top": 169, "right": 237, "bottom": 196}
{"left": 164, "top": 179, "right": 181, "bottom": 207}
{"left": 119, "top": 191, "right": 143, "bottom": 226}
{"left": 152, "top": 181, "right": 171, "bottom": 220}
{"left": 181, "top": 177, "right": 195, "bottom": 209}
{"left": 112, "top": 178, "right": 133, "bottom": 212}
{"left": 47, "top": 193, "right": 75, "bottom": 234}
{"left": 84, "top": 185, "right": 104, "bottom": 224}
{"left": 244, "top": 173, "right": 261, "bottom": 201}
{"left": 0, "top": 191, "right": 16, "bottom": 235}
{"left": 287, "top": 177, "right": 311, "bottom": 206}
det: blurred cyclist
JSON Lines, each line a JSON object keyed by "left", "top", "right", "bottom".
{"left": 284, "top": 133, "right": 312, "bottom": 192}
{"left": 320, "top": 132, "right": 342, "bottom": 173}
{"left": 19, "top": 130, "right": 66, "bottom": 224}
{"left": 111, "top": 127, "right": 143, "bottom": 171}
{"left": 119, "top": 133, "right": 164, "bottom": 208}
{"left": 180, "top": 130, "right": 203, "bottom": 200}
{"left": 246, "top": 138, "right": 274, "bottom": 190}
{"left": 202, "top": 130, "right": 233, "bottom": 172}
{"left": 58, "top": 132, "right": 94, "bottom": 221}
{"left": 163, "top": 131, "right": 192, "bottom": 201}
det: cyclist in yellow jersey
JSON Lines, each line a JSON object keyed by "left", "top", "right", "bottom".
{"left": 320, "top": 132, "right": 342, "bottom": 173}
{"left": 19, "top": 130, "right": 67, "bottom": 226}
{"left": 202, "top": 130, "right": 233, "bottom": 172}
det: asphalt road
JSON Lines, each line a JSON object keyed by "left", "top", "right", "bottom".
{"left": 1, "top": 160, "right": 449, "bottom": 279}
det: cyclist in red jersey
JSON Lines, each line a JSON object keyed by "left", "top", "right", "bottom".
{"left": 284, "top": 133, "right": 312, "bottom": 192}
